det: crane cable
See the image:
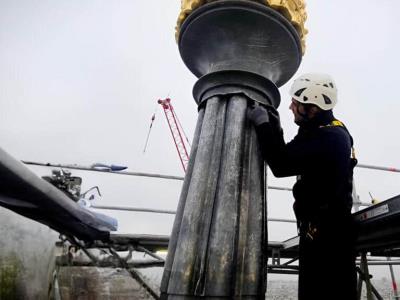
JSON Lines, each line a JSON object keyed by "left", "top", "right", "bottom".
{"left": 143, "top": 102, "right": 159, "bottom": 153}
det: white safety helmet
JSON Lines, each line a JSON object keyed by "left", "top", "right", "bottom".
{"left": 289, "top": 73, "right": 338, "bottom": 110}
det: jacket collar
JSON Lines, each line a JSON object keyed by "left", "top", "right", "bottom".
{"left": 299, "top": 110, "right": 335, "bottom": 131}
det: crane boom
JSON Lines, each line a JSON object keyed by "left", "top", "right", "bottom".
{"left": 158, "top": 98, "right": 190, "bottom": 172}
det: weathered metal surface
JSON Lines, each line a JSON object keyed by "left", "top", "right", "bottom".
{"left": 178, "top": 1, "right": 302, "bottom": 86}
{"left": 176, "top": 0, "right": 307, "bottom": 52}
{"left": 161, "top": 93, "right": 267, "bottom": 298}
{"left": 193, "top": 70, "right": 281, "bottom": 108}
{"left": 166, "top": 96, "right": 227, "bottom": 294}
{"left": 161, "top": 108, "right": 205, "bottom": 294}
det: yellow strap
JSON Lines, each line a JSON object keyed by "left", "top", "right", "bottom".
{"left": 320, "top": 120, "right": 344, "bottom": 128}
{"left": 331, "top": 120, "right": 344, "bottom": 127}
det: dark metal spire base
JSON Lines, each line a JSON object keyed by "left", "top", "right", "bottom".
{"left": 162, "top": 0, "right": 303, "bottom": 298}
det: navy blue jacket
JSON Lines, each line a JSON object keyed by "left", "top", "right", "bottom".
{"left": 255, "top": 110, "right": 355, "bottom": 225}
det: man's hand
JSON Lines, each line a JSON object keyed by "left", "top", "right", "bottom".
{"left": 267, "top": 106, "right": 282, "bottom": 131}
{"left": 248, "top": 103, "right": 282, "bottom": 131}
{"left": 248, "top": 105, "right": 270, "bottom": 126}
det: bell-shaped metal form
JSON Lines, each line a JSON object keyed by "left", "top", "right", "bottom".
{"left": 178, "top": 0, "right": 302, "bottom": 87}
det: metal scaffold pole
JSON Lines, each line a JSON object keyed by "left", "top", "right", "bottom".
{"left": 388, "top": 257, "right": 400, "bottom": 299}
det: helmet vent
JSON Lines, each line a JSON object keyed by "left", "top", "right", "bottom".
{"left": 329, "top": 83, "right": 334, "bottom": 88}
{"left": 294, "top": 88, "right": 307, "bottom": 97}
{"left": 323, "top": 84, "right": 329, "bottom": 87}
{"left": 322, "top": 94, "right": 332, "bottom": 104}
{"left": 303, "top": 96, "right": 308, "bottom": 101}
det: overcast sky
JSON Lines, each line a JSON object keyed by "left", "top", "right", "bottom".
{"left": 1, "top": 0, "right": 400, "bottom": 279}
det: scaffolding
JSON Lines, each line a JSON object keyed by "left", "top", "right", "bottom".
{"left": 1, "top": 151, "right": 400, "bottom": 299}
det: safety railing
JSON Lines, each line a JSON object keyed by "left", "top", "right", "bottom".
{"left": 23, "top": 160, "right": 399, "bottom": 224}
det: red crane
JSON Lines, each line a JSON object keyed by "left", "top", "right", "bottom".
{"left": 157, "top": 98, "right": 191, "bottom": 172}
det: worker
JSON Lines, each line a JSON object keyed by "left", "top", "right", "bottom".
{"left": 248, "top": 73, "right": 357, "bottom": 299}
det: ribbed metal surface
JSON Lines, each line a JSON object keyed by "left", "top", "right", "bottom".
{"left": 161, "top": 95, "right": 267, "bottom": 298}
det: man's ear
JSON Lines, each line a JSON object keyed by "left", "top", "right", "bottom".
{"left": 309, "top": 105, "right": 322, "bottom": 117}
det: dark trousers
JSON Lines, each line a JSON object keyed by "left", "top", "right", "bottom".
{"left": 298, "top": 222, "right": 357, "bottom": 300}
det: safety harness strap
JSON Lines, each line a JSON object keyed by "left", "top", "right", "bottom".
{"left": 320, "top": 119, "right": 357, "bottom": 160}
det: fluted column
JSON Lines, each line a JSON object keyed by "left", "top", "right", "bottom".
{"left": 161, "top": 94, "right": 266, "bottom": 299}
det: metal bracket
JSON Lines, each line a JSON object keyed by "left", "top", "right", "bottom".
{"left": 271, "top": 248, "right": 281, "bottom": 266}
